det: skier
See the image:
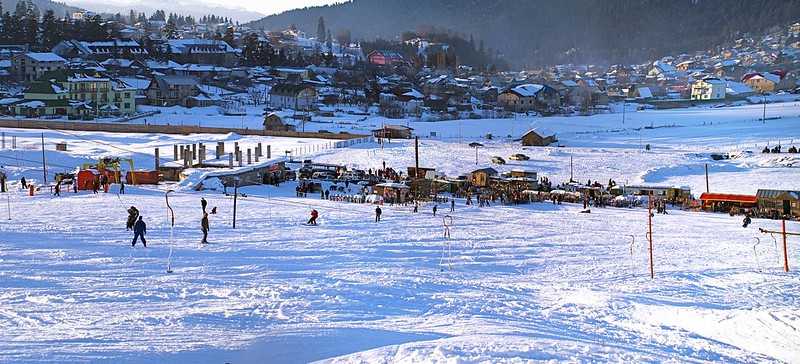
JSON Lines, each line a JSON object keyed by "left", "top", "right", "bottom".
{"left": 201, "top": 212, "right": 209, "bottom": 244}
{"left": 131, "top": 216, "right": 147, "bottom": 247}
{"left": 450, "top": 199, "right": 455, "bottom": 212}
{"left": 432, "top": 205, "right": 438, "bottom": 217}
{"left": 20, "top": 176, "right": 27, "bottom": 189}
{"left": 201, "top": 197, "right": 207, "bottom": 213}
{"left": 375, "top": 206, "right": 382, "bottom": 222}
{"left": 126, "top": 206, "right": 139, "bottom": 230}
{"left": 307, "top": 209, "right": 319, "bottom": 225}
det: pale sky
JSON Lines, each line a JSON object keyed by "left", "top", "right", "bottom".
{"left": 71, "top": 0, "right": 343, "bottom": 21}
{"left": 203, "top": 0, "right": 342, "bottom": 16}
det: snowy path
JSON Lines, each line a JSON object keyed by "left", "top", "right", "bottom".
{"left": 1, "top": 185, "right": 798, "bottom": 363}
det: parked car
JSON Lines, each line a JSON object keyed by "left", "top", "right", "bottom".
{"left": 312, "top": 171, "right": 337, "bottom": 180}
{"left": 491, "top": 156, "right": 506, "bottom": 165}
{"left": 509, "top": 153, "right": 530, "bottom": 161}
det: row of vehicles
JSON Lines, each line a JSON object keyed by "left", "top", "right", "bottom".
{"left": 492, "top": 153, "right": 530, "bottom": 165}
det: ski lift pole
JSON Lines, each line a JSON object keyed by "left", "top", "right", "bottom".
{"left": 232, "top": 177, "right": 239, "bottom": 229}
{"left": 165, "top": 190, "right": 175, "bottom": 227}
{"left": 759, "top": 219, "right": 799, "bottom": 272}
{"left": 648, "top": 192, "right": 654, "bottom": 279}
{"left": 6, "top": 194, "right": 10, "bottom": 220}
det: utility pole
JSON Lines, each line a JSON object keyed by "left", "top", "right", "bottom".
{"left": 622, "top": 98, "right": 626, "bottom": 125}
{"left": 762, "top": 92, "right": 767, "bottom": 124}
{"left": 569, "top": 155, "right": 574, "bottom": 182}
{"left": 648, "top": 192, "right": 654, "bottom": 279}
{"left": 232, "top": 178, "right": 239, "bottom": 229}
{"left": 705, "top": 163, "right": 709, "bottom": 193}
{"left": 759, "top": 220, "right": 799, "bottom": 272}
{"left": 414, "top": 136, "right": 420, "bottom": 200}
{"left": 40, "top": 133, "right": 47, "bottom": 184}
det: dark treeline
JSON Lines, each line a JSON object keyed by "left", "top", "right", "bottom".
{"left": 359, "top": 28, "right": 508, "bottom": 71}
{"left": 248, "top": 0, "right": 800, "bottom": 67}
{"left": 0, "top": 1, "right": 112, "bottom": 48}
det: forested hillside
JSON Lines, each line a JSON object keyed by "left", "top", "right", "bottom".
{"left": 1, "top": 0, "right": 80, "bottom": 18}
{"left": 248, "top": 0, "right": 800, "bottom": 67}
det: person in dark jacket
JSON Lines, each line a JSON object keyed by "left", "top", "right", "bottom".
{"left": 119, "top": 182, "right": 125, "bottom": 194}
{"left": 53, "top": 181, "right": 60, "bottom": 196}
{"left": 201, "top": 212, "right": 209, "bottom": 244}
{"left": 201, "top": 197, "right": 207, "bottom": 213}
{"left": 126, "top": 206, "right": 139, "bottom": 230}
{"left": 307, "top": 209, "right": 319, "bottom": 225}
{"left": 20, "top": 177, "right": 27, "bottom": 189}
{"left": 432, "top": 205, "right": 438, "bottom": 216}
{"left": 450, "top": 199, "right": 455, "bottom": 212}
{"left": 132, "top": 216, "right": 147, "bottom": 247}
{"left": 375, "top": 206, "right": 382, "bottom": 222}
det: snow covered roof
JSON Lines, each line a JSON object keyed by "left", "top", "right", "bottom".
{"left": 651, "top": 61, "right": 676, "bottom": 74}
{"left": 700, "top": 77, "right": 725, "bottom": 85}
{"left": 26, "top": 52, "right": 66, "bottom": 63}
{"left": 725, "top": 81, "right": 753, "bottom": 95}
{"left": 17, "top": 100, "right": 45, "bottom": 108}
{"left": 402, "top": 89, "right": 424, "bottom": 99}
{"left": 509, "top": 84, "right": 544, "bottom": 97}
{"left": 167, "top": 39, "right": 235, "bottom": 54}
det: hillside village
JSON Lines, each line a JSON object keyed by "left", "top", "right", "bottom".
{"left": 2, "top": 3, "right": 800, "bottom": 363}
{"left": 0, "top": 8, "right": 798, "bottom": 124}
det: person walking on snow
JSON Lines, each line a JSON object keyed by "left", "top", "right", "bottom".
{"left": 201, "top": 212, "right": 209, "bottom": 244}
{"left": 432, "top": 205, "right": 438, "bottom": 217}
{"left": 450, "top": 199, "right": 455, "bottom": 212}
{"left": 20, "top": 177, "right": 27, "bottom": 189}
{"left": 119, "top": 181, "right": 125, "bottom": 195}
{"left": 54, "top": 181, "right": 60, "bottom": 196}
{"left": 375, "top": 206, "right": 382, "bottom": 222}
{"left": 201, "top": 197, "right": 207, "bottom": 213}
{"left": 126, "top": 206, "right": 139, "bottom": 230}
{"left": 307, "top": 209, "right": 319, "bottom": 225}
{"left": 131, "top": 216, "right": 147, "bottom": 247}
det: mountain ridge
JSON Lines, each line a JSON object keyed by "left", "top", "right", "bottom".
{"left": 247, "top": 0, "right": 800, "bottom": 67}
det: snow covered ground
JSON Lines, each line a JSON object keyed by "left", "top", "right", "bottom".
{"left": 0, "top": 103, "right": 799, "bottom": 363}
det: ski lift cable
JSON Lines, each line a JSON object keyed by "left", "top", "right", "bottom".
{"left": 42, "top": 126, "right": 173, "bottom": 164}
{"left": 0, "top": 154, "right": 77, "bottom": 170}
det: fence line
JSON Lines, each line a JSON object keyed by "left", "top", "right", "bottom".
{"left": 0, "top": 118, "right": 368, "bottom": 140}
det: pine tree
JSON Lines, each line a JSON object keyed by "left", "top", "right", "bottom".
{"left": 22, "top": 2, "right": 38, "bottom": 47}
{"left": 163, "top": 19, "right": 178, "bottom": 39}
{"left": 14, "top": 0, "right": 26, "bottom": 16}
{"left": 316, "top": 16, "right": 326, "bottom": 41}
{"left": 41, "top": 10, "right": 61, "bottom": 49}
{"left": 222, "top": 26, "right": 235, "bottom": 47}
{"left": 129, "top": 9, "right": 136, "bottom": 24}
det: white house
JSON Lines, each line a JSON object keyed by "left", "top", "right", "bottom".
{"left": 691, "top": 77, "right": 726, "bottom": 100}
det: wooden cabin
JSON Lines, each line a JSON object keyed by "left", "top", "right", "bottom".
{"left": 756, "top": 189, "right": 800, "bottom": 218}
{"left": 470, "top": 167, "right": 498, "bottom": 187}
{"left": 520, "top": 129, "right": 557, "bottom": 147}
{"left": 372, "top": 125, "right": 414, "bottom": 139}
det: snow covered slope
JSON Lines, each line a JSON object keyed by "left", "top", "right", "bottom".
{"left": 0, "top": 103, "right": 799, "bottom": 362}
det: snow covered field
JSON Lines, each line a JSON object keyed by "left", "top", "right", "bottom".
{"left": 1, "top": 103, "right": 799, "bottom": 363}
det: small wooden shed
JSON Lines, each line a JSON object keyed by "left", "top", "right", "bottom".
{"left": 520, "top": 128, "right": 557, "bottom": 146}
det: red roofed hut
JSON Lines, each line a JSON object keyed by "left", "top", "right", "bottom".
{"left": 699, "top": 193, "right": 757, "bottom": 213}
